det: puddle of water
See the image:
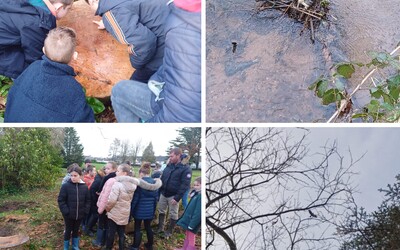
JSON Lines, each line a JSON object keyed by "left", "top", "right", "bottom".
{"left": 206, "top": 0, "right": 400, "bottom": 122}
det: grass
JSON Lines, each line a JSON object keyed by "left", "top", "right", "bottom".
{"left": 0, "top": 169, "right": 201, "bottom": 249}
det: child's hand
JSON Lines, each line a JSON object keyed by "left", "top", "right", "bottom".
{"left": 93, "top": 20, "right": 105, "bottom": 30}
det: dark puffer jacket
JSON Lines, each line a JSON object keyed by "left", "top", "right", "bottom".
{"left": 4, "top": 56, "right": 95, "bottom": 123}
{"left": 0, "top": 0, "right": 56, "bottom": 79}
{"left": 147, "top": 2, "right": 201, "bottom": 122}
{"left": 131, "top": 177, "right": 159, "bottom": 220}
{"left": 58, "top": 180, "right": 91, "bottom": 220}
{"left": 160, "top": 162, "right": 192, "bottom": 202}
{"left": 89, "top": 174, "right": 103, "bottom": 213}
{"left": 96, "top": 0, "right": 169, "bottom": 72}
{"left": 177, "top": 191, "right": 201, "bottom": 234}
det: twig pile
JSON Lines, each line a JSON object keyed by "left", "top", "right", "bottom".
{"left": 256, "top": 0, "right": 329, "bottom": 42}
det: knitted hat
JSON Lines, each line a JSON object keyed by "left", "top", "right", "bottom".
{"left": 174, "top": 0, "right": 201, "bottom": 12}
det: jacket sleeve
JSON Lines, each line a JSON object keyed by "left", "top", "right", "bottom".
{"left": 138, "top": 178, "right": 162, "bottom": 191}
{"left": 85, "top": 187, "right": 91, "bottom": 215}
{"left": 97, "top": 178, "right": 115, "bottom": 214}
{"left": 57, "top": 184, "right": 69, "bottom": 216}
{"left": 21, "top": 25, "right": 49, "bottom": 66}
{"left": 130, "top": 188, "right": 140, "bottom": 216}
{"left": 102, "top": 10, "right": 157, "bottom": 69}
{"left": 146, "top": 21, "right": 201, "bottom": 123}
{"left": 106, "top": 182, "right": 119, "bottom": 212}
{"left": 188, "top": 194, "right": 201, "bottom": 232}
{"left": 174, "top": 167, "right": 192, "bottom": 202}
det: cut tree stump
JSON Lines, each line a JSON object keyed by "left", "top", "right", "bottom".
{"left": 0, "top": 235, "right": 29, "bottom": 249}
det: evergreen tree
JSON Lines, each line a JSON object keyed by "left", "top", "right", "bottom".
{"left": 142, "top": 142, "right": 156, "bottom": 163}
{"left": 63, "top": 127, "right": 84, "bottom": 168}
{"left": 339, "top": 174, "right": 400, "bottom": 249}
{"left": 169, "top": 127, "right": 201, "bottom": 168}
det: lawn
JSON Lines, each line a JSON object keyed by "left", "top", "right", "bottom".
{"left": 0, "top": 170, "right": 202, "bottom": 249}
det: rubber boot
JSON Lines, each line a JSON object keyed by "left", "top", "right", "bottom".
{"left": 164, "top": 219, "right": 177, "bottom": 238}
{"left": 72, "top": 237, "right": 79, "bottom": 250}
{"left": 92, "top": 228, "right": 105, "bottom": 247}
{"left": 64, "top": 240, "right": 70, "bottom": 250}
{"left": 155, "top": 213, "right": 165, "bottom": 234}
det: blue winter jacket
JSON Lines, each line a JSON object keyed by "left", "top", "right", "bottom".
{"left": 147, "top": 3, "right": 201, "bottom": 123}
{"left": 177, "top": 191, "right": 201, "bottom": 234}
{"left": 0, "top": 0, "right": 56, "bottom": 79}
{"left": 131, "top": 177, "right": 159, "bottom": 220}
{"left": 96, "top": 0, "right": 169, "bottom": 72}
{"left": 4, "top": 56, "right": 95, "bottom": 122}
{"left": 160, "top": 162, "right": 192, "bottom": 202}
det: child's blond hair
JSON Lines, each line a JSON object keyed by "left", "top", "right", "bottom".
{"left": 44, "top": 26, "right": 76, "bottom": 64}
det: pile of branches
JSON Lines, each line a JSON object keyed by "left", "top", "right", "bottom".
{"left": 256, "top": 0, "right": 329, "bottom": 41}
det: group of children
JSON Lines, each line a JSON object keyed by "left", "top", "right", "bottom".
{"left": 0, "top": 0, "right": 201, "bottom": 122}
{"left": 57, "top": 161, "right": 201, "bottom": 250}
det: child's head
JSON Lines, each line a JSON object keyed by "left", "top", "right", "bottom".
{"left": 69, "top": 165, "right": 83, "bottom": 183}
{"left": 181, "top": 150, "right": 190, "bottom": 165}
{"left": 116, "top": 164, "right": 132, "bottom": 177}
{"left": 97, "top": 167, "right": 106, "bottom": 177}
{"left": 50, "top": 0, "right": 74, "bottom": 19}
{"left": 105, "top": 161, "right": 118, "bottom": 175}
{"left": 193, "top": 176, "right": 201, "bottom": 192}
{"left": 84, "top": 158, "right": 92, "bottom": 166}
{"left": 43, "top": 27, "right": 76, "bottom": 64}
{"left": 67, "top": 163, "right": 80, "bottom": 173}
{"left": 139, "top": 162, "right": 151, "bottom": 178}
{"left": 86, "top": 165, "right": 96, "bottom": 177}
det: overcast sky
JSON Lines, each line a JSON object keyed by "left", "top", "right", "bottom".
{"left": 300, "top": 127, "right": 399, "bottom": 212}
{"left": 75, "top": 124, "right": 187, "bottom": 158}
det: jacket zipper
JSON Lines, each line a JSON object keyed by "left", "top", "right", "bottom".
{"left": 76, "top": 184, "right": 79, "bottom": 220}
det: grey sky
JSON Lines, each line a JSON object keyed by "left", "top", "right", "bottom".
{"left": 75, "top": 125, "right": 185, "bottom": 158}
{"left": 301, "top": 127, "right": 399, "bottom": 212}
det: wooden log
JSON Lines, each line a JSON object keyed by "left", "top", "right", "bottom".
{"left": 0, "top": 235, "right": 29, "bottom": 248}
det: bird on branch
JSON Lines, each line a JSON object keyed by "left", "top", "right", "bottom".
{"left": 308, "top": 210, "right": 317, "bottom": 218}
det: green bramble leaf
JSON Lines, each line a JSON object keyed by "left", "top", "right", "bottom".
{"left": 336, "top": 63, "right": 355, "bottom": 79}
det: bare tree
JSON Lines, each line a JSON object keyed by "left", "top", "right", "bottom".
{"left": 119, "top": 139, "right": 130, "bottom": 163}
{"left": 130, "top": 138, "right": 143, "bottom": 165}
{"left": 206, "top": 127, "right": 361, "bottom": 250}
{"left": 108, "top": 138, "right": 121, "bottom": 162}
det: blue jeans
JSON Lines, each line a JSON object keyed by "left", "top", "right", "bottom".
{"left": 111, "top": 80, "right": 154, "bottom": 122}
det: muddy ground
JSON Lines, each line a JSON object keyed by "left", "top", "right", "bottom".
{"left": 206, "top": 0, "right": 400, "bottom": 122}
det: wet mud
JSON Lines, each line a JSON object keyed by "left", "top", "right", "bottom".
{"left": 206, "top": 0, "right": 400, "bottom": 122}
{"left": 58, "top": 0, "right": 132, "bottom": 98}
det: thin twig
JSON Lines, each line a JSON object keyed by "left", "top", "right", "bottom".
{"left": 327, "top": 45, "right": 400, "bottom": 123}
{"left": 310, "top": 19, "right": 315, "bottom": 43}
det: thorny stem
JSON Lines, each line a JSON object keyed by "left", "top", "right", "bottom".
{"left": 327, "top": 44, "right": 400, "bottom": 123}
